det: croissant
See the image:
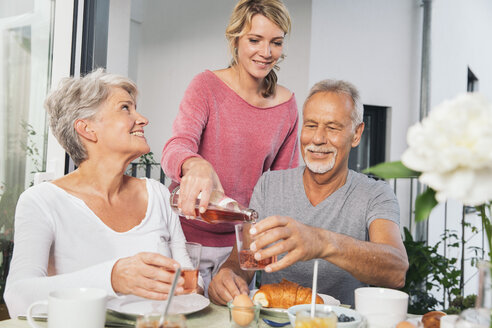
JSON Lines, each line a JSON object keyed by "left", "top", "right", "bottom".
{"left": 253, "top": 279, "right": 324, "bottom": 308}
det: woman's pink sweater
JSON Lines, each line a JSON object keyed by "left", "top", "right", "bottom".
{"left": 161, "top": 70, "right": 299, "bottom": 247}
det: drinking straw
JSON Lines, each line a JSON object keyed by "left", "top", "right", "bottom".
{"left": 310, "top": 259, "right": 319, "bottom": 318}
{"left": 159, "top": 266, "right": 182, "bottom": 327}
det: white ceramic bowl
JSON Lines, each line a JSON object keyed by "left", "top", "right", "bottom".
{"left": 287, "top": 304, "right": 363, "bottom": 328}
{"left": 354, "top": 287, "right": 408, "bottom": 327}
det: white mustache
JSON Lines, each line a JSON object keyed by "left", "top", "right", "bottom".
{"left": 305, "top": 144, "right": 337, "bottom": 154}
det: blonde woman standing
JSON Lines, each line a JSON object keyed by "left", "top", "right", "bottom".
{"left": 161, "top": 0, "right": 299, "bottom": 295}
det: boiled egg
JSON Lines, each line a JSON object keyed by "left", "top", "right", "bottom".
{"left": 396, "top": 321, "right": 417, "bottom": 328}
{"left": 231, "top": 294, "right": 255, "bottom": 326}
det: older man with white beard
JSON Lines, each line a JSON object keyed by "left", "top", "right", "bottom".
{"left": 208, "top": 80, "right": 409, "bottom": 306}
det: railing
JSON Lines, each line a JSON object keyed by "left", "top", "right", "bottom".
{"left": 386, "top": 176, "right": 488, "bottom": 306}
{"left": 386, "top": 176, "right": 419, "bottom": 233}
{"left": 127, "top": 162, "right": 168, "bottom": 186}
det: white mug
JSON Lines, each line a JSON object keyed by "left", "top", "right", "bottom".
{"left": 27, "top": 287, "right": 107, "bottom": 328}
{"left": 355, "top": 287, "right": 409, "bottom": 328}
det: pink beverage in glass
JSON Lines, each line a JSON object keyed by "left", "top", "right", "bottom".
{"left": 239, "top": 250, "right": 277, "bottom": 270}
{"left": 158, "top": 240, "right": 202, "bottom": 294}
{"left": 235, "top": 222, "right": 277, "bottom": 270}
{"left": 181, "top": 268, "right": 199, "bottom": 294}
{"left": 136, "top": 313, "right": 186, "bottom": 328}
{"left": 167, "top": 267, "right": 198, "bottom": 294}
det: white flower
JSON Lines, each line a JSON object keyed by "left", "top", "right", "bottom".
{"left": 401, "top": 93, "right": 492, "bottom": 206}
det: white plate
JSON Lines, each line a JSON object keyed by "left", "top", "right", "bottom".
{"left": 250, "top": 288, "right": 341, "bottom": 318}
{"left": 106, "top": 293, "right": 210, "bottom": 319}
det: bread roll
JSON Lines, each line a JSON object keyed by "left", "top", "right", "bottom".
{"left": 422, "top": 311, "right": 446, "bottom": 328}
{"left": 253, "top": 279, "right": 324, "bottom": 309}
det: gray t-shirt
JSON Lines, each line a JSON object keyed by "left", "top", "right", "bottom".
{"left": 249, "top": 166, "right": 400, "bottom": 306}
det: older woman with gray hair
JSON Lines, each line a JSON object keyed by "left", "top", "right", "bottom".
{"left": 4, "top": 69, "right": 198, "bottom": 318}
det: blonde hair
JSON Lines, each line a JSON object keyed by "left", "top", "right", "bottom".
{"left": 225, "top": 0, "right": 291, "bottom": 98}
{"left": 44, "top": 68, "right": 137, "bottom": 165}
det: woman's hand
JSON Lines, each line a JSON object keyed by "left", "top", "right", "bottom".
{"left": 111, "top": 252, "right": 185, "bottom": 300}
{"left": 179, "top": 157, "right": 223, "bottom": 218}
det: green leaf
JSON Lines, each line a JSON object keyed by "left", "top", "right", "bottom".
{"left": 415, "top": 188, "right": 438, "bottom": 222}
{"left": 363, "top": 161, "right": 420, "bottom": 179}
{"left": 403, "top": 227, "right": 413, "bottom": 242}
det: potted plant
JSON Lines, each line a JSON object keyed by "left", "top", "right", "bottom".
{"left": 0, "top": 183, "right": 23, "bottom": 301}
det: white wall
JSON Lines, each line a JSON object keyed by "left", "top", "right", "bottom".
{"left": 277, "top": 0, "right": 312, "bottom": 110}
{"left": 135, "top": 0, "right": 233, "bottom": 160}
{"left": 133, "top": 0, "right": 311, "bottom": 161}
{"left": 107, "top": 0, "right": 131, "bottom": 77}
{"left": 431, "top": 0, "right": 492, "bottom": 105}
{"left": 310, "top": 0, "right": 423, "bottom": 162}
{"left": 428, "top": 0, "right": 492, "bottom": 298}
{"left": 128, "top": 0, "right": 143, "bottom": 82}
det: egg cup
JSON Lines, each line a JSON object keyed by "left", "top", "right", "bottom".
{"left": 227, "top": 300, "right": 261, "bottom": 328}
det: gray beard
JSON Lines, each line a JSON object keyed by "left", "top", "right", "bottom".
{"left": 304, "top": 152, "right": 337, "bottom": 174}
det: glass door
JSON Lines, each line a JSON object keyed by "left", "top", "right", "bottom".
{"left": 0, "top": 0, "right": 76, "bottom": 309}
{"left": 0, "top": 0, "right": 54, "bottom": 235}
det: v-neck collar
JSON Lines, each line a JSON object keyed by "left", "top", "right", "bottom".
{"left": 47, "top": 178, "right": 151, "bottom": 234}
{"left": 297, "top": 167, "right": 353, "bottom": 208}
{"left": 206, "top": 70, "right": 295, "bottom": 110}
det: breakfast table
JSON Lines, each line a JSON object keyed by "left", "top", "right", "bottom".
{"left": 0, "top": 303, "right": 288, "bottom": 328}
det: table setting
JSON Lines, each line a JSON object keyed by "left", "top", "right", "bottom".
{"left": 0, "top": 260, "right": 486, "bottom": 328}
{"left": 0, "top": 287, "right": 466, "bottom": 328}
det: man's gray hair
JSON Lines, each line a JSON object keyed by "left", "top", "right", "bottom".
{"left": 44, "top": 68, "right": 137, "bottom": 165}
{"left": 304, "top": 79, "right": 363, "bottom": 129}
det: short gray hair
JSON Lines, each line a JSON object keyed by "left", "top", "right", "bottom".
{"left": 304, "top": 79, "right": 363, "bottom": 129}
{"left": 44, "top": 68, "right": 137, "bottom": 165}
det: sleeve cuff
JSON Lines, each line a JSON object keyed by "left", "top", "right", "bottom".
{"left": 105, "top": 258, "right": 122, "bottom": 298}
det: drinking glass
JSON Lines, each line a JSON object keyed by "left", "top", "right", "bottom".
{"left": 158, "top": 239, "right": 201, "bottom": 293}
{"left": 455, "top": 261, "right": 491, "bottom": 328}
{"left": 227, "top": 300, "right": 261, "bottom": 328}
{"left": 235, "top": 222, "right": 277, "bottom": 270}
{"left": 294, "top": 310, "right": 337, "bottom": 328}
{"left": 135, "top": 313, "right": 186, "bottom": 328}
